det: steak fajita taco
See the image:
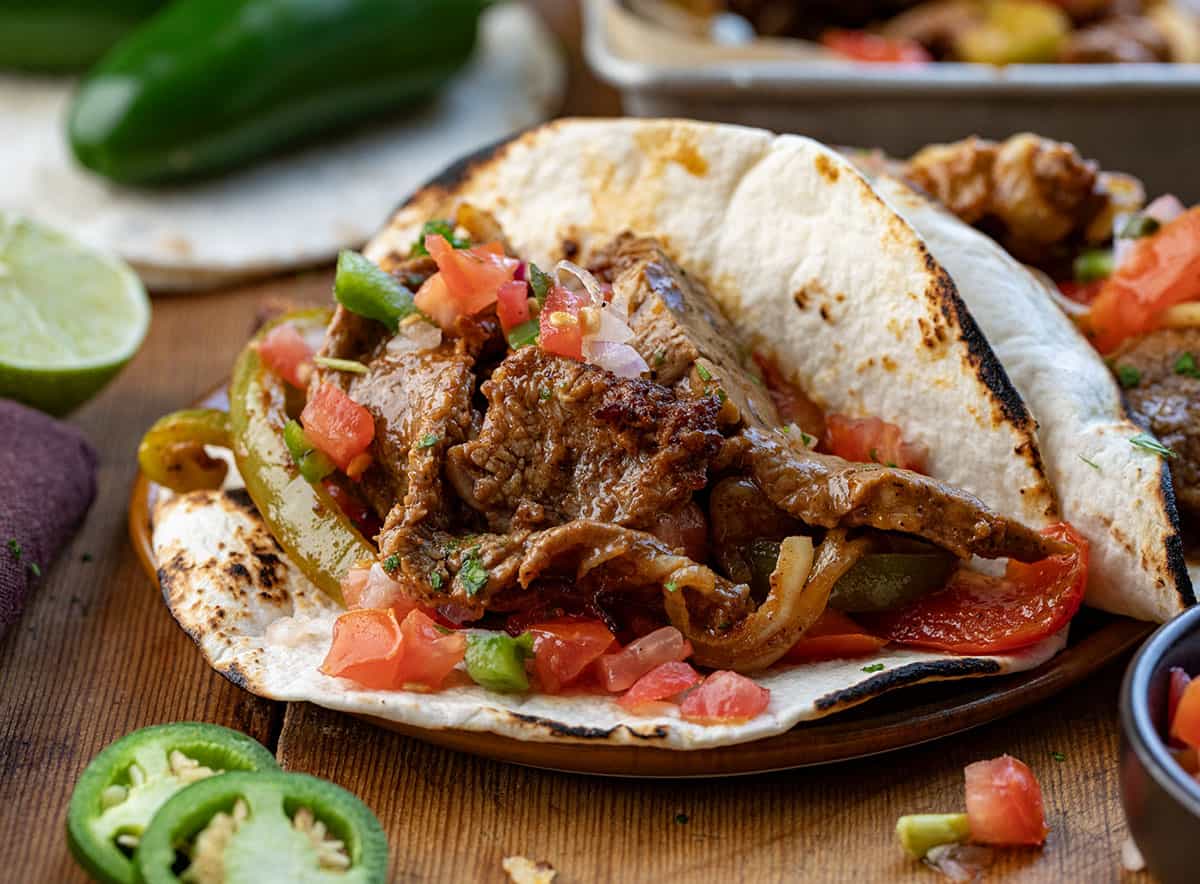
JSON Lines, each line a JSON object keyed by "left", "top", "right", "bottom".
{"left": 864, "top": 133, "right": 1197, "bottom": 622}
{"left": 142, "top": 119, "right": 1150, "bottom": 749}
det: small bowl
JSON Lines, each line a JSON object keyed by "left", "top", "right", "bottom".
{"left": 1120, "top": 604, "right": 1200, "bottom": 884}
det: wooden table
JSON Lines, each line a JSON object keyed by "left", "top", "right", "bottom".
{"left": 0, "top": 4, "right": 1161, "bottom": 882}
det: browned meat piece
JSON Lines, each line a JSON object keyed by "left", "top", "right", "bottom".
{"left": 724, "top": 0, "right": 921, "bottom": 38}
{"left": 882, "top": 1, "right": 981, "bottom": 58}
{"left": 352, "top": 342, "right": 478, "bottom": 536}
{"left": 708, "top": 476, "right": 806, "bottom": 585}
{"left": 445, "top": 346, "right": 723, "bottom": 533}
{"left": 1059, "top": 14, "right": 1170, "bottom": 63}
{"left": 906, "top": 133, "right": 1109, "bottom": 265}
{"left": 740, "top": 427, "right": 1064, "bottom": 563}
{"left": 599, "top": 233, "right": 780, "bottom": 430}
{"left": 1114, "top": 328, "right": 1200, "bottom": 517}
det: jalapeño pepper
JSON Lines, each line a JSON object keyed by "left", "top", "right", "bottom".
{"left": 66, "top": 723, "right": 278, "bottom": 884}
{"left": 68, "top": 0, "right": 486, "bottom": 185}
{"left": 229, "top": 310, "right": 374, "bottom": 603}
{"left": 134, "top": 771, "right": 388, "bottom": 884}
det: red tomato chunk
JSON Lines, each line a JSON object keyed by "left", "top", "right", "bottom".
{"left": 257, "top": 323, "right": 313, "bottom": 388}
{"left": 1171, "top": 677, "right": 1200, "bottom": 749}
{"left": 679, "top": 671, "right": 770, "bottom": 724}
{"left": 964, "top": 755, "right": 1048, "bottom": 847}
{"left": 595, "top": 626, "right": 691, "bottom": 693}
{"left": 321, "top": 608, "right": 465, "bottom": 691}
{"left": 529, "top": 618, "right": 616, "bottom": 693}
{"left": 300, "top": 382, "right": 375, "bottom": 471}
{"left": 619, "top": 661, "right": 702, "bottom": 711}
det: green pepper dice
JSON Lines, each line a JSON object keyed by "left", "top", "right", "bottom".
{"left": 465, "top": 632, "right": 535, "bottom": 693}
{"left": 66, "top": 723, "right": 278, "bottom": 884}
{"left": 68, "top": 0, "right": 486, "bottom": 185}
{"left": 0, "top": 0, "right": 166, "bottom": 72}
{"left": 135, "top": 771, "right": 388, "bottom": 884}
{"left": 229, "top": 310, "right": 375, "bottom": 603}
{"left": 283, "top": 419, "right": 337, "bottom": 485}
{"left": 334, "top": 250, "right": 421, "bottom": 332}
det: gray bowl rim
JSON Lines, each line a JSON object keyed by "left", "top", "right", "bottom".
{"left": 1120, "top": 604, "right": 1200, "bottom": 818}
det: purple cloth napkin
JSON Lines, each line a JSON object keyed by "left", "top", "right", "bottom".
{"left": 0, "top": 400, "right": 97, "bottom": 635}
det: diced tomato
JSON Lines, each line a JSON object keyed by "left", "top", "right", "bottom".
{"left": 392, "top": 608, "right": 467, "bottom": 690}
{"left": 300, "top": 382, "right": 375, "bottom": 471}
{"left": 821, "top": 29, "right": 931, "bottom": 64}
{"left": 425, "top": 234, "right": 520, "bottom": 317}
{"left": 257, "top": 322, "right": 313, "bottom": 388}
{"left": 964, "top": 755, "right": 1048, "bottom": 846}
{"left": 1171, "top": 678, "right": 1200, "bottom": 749}
{"left": 320, "top": 608, "right": 466, "bottom": 691}
{"left": 679, "top": 670, "right": 770, "bottom": 724}
{"left": 862, "top": 523, "right": 1087, "bottom": 654}
{"left": 414, "top": 272, "right": 459, "bottom": 331}
{"left": 538, "top": 284, "right": 589, "bottom": 361}
{"left": 320, "top": 608, "right": 404, "bottom": 689}
{"left": 495, "top": 279, "right": 531, "bottom": 333}
{"left": 619, "top": 661, "right": 702, "bottom": 711}
{"left": 322, "top": 479, "right": 382, "bottom": 539}
{"left": 595, "top": 626, "right": 692, "bottom": 693}
{"left": 1087, "top": 207, "right": 1200, "bottom": 353}
{"left": 529, "top": 618, "right": 617, "bottom": 693}
{"left": 648, "top": 502, "right": 708, "bottom": 563}
{"left": 1057, "top": 279, "right": 1103, "bottom": 306}
{"left": 823, "top": 413, "right": 927, "bottom": 472}
{"left": 782, "top": 609, "right": 888, "bottom": 663}
{"left": 1169, "top": 667, "right": 1193, "bottom": 746}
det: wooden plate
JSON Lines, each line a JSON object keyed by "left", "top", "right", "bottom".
{"left": 130, "top": 470, "right": 1149, "bottom": 778}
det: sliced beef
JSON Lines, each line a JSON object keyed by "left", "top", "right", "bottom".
{"left": 1115, "top": 328, "right": 1200, "bottom": 517}
{"left": 598, "top": 233, "right": 780, "bottom": 430}
{"left": 445, "top": 346, "right": 722, "bottom": 533}
{"left": 739, "top": 427, "right": 1064, "bottom": 563}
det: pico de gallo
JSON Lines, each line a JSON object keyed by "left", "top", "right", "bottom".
{"left": 140, "top": 204, "right": 1088, "bottom": 727}
{"left": 1163, "top": 664, "right": 1200, "bottom": 779}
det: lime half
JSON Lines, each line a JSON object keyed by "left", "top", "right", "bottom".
{"left": 0, "top": 212, "right": 149, "bottom": 415}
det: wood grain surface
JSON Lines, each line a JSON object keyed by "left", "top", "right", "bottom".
{"left": 0, "top": 3, "right": 1163, "bottom": 881}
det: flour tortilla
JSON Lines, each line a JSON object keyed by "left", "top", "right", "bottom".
{"left": 368, "top": 117, "right": 1059, "bottom": 532}
{"left": 0, "top": 4, "right": 563, "bottom": 291}
{"left": 872, "top": 175, "right": 1193, "bottom": 623}
{"left": 153, "top": 486, "right": 1065, "bottom": 750}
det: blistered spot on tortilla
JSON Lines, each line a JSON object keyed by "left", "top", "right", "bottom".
{"left": 819, "top": 305, "right": 832, "bottom": 323}
{"left": 814, "top": 657, "right": 1002, "bottom": 712}
{"left": 561, "top": 238, "right": 579, "bottom": 260}
{"left": 814, "top": 153, "right": 839, "bottom": 183}
{"left": 227, "top": 562, "right": 251, "bottom": 580}
{"left": 1154, "top": 464, "right": 1195, "bottom": 606}
{"left": 881, "top": 355, "right": 898, "bottom": 372}
{"left": 793, "top": 289, "right": 808, "bottom": 310}
{"left": 160, "top": 235, "right": 193, "bottom": 257}
{"left": 506, "top": 711, "right": 670, "bottom": 741}
{"left": 633, "top": 127, "right": 709, "bottom": 177}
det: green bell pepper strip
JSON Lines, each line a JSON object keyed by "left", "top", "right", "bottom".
{"left": 135, "top": 771, "right": 388, "bottom": 884}
{"left": 137, "top": 408, "right": 232, "bottom": 493}
{"left": 334, "top": 250, "right": 421, "bottom": 332}
{"left": 68, "top": 0, "right": 486, "bottom": 185}
{"left": 465, "top": 632, "right": 535, "bottom": 692}
{"left": 0, "top": 0, "right": 166, "bottom": 72}
{"left": 65, "top": 723, "right": 278, "bottom": 884}
{"left": 229, "top": 309, "right": 374, "bottom": 603}
{"left": 829, "top": 552, "right": 957, "bottom": 614}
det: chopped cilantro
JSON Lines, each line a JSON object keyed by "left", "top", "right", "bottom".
{"left": 313, "top": 356, "right": 368, "bottom": 375}
{"left": 410, "top": 219, "right": 468, "bottom": 257}
{"left": 675, "top": 813, "right": 690, "bottom": 825}
{"left": 695, "top": 363, "right": 713, "bottom": 382}
{"left": 1130, "top": 433, "right": 1177, "bottom": 459}
{"left": 654, "top": 349, "right": 667, "bottom": 367}
{"left": 1175, "top": 352, "right": 1200, "bottom": 379}
{"left": 458, "top": 551, "right": 489, "bottom": 597}
{"left": 539, "top": 387, "right": 552, "bottom": 401}
{"left": 715, "top": 388, "right": 727, "bottom": 405}
{"left": 1115, "top": 364, "right": 1142, "bottom": 388}
{"left": 528, "top": 263, "right": 553, "bottom": 306}
{"left": 7, "top": 539, "right": 21, "bottom": 559}
{"left": 664, "top": 581, "right": 678, "bottom": 593}
{"left": 1051, "top": 751, "right": 1066, "bottom": 762}
{"left": 28, "top": 562, "right": 41, "bottom": 578}
{"left": 429, "top": 571, "right": 444, "bottom": 591}
{"left": 1118, "top": 214, "right": 1160, "bottom": 239}
{"left": 1079, "top": 454, "right": 1101, "bottom": 471}
{"left": 800, "top": 432, "right": 816, "bottom": 448}
{"left": 869, "top": 448, "right": 881, "bottom": 463}
{"left": 416, "top": 433, "right": 441, "bottom": 449}
{"left": 382, "top": 554, "right": 401, "bottom": 573}
{"left": 862, "top": 663, "right": 884, "bottom": 673}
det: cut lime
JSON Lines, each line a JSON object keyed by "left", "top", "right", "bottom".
{"left": 0, "top": 212, "right": 149, "bottom": 415}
